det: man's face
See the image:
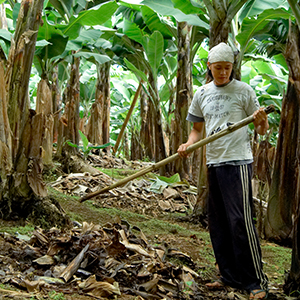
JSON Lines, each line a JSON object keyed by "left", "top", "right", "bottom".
{"left": 208, "top": 62, "right": 233, "bottom": 86}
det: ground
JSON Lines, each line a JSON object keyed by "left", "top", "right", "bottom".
{"left": 0, "top": 154, "right": 294, "bottom": 299}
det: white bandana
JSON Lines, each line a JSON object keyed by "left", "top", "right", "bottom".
{"left": 208, "top": 42, "right": 234, "bottom": 64}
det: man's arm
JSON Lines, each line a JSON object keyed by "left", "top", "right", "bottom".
{"left": 177, "top": 122, "right": 204, "bottom": 157}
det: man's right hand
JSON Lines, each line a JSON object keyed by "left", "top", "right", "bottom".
{"left": 177, "top": 143, "right": 191, "bottom": 158}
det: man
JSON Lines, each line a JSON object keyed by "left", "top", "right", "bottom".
{"left": 178, "top": 42, "right": 269, "bottom": 299}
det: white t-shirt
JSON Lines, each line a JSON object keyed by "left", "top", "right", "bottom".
{"left": 187, "top": 79, "right": 259, "bottom": 165}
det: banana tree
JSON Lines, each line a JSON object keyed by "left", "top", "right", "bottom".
{"left": 0, "top": 0, "right": 119, "bottom": 225}
{"left": 226, "top": 1, "right": 300, "bottom": 293}
{"left": 115, "top": 0, "right": 210, "bottom": 172}
{"left": 34, "top": 1, "right": 117, "bottom": 165}
{"left": 278, "top": 0, "right": 300, "bottom": 295}
{"left": 0, "top": 0, "right": 72, "bottom": 227}
{"left": 112, "top": 4, "right": 176, "bottom": 171}
{"left": 235, "top": 5, "right": 292, "bottom": 240}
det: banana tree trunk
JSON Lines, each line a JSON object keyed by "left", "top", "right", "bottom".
{"left": 0, "top": 60, "right": 11, "bottom": 189}
{"left": 86, "top": 94, "right": 103, "bottom": 145}
{"left": 172, "top": 22, "right": 192, "bottom": 179}
{"left": 130, "top": 126, "right": 141, "bottom": 160}
{"left": 36, "top": 79, "right": 54, "bottom": 165}
{"left": 148, "top": 72, "right": 168, "bottom": 174}
{"left": 140, "top": 87, "right": 154, "bottom": 160}
{"left": 0, "top": 0, "right": 70, "bottom": 228}
{"left": 0, "top": 8, "right": 10, "bottom": 183}
{"left": 51, "top": 65, "right": 62, "bottom": 144}
{"left": 6, "top": 0, "right": 45, "bottom": 197}
{"left": 97, "top": 61, "right": 111, "bottom": 145}
{"left": 86, "top": 62, "right": 111, "bottom": 147}
{"left": 62, "top": 55, "right": 81, "bottom": 155}
{"left": 272, "top": 24, "right": 300, "bottom": 295}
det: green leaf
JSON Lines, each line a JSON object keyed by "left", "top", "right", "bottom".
{"left": 273, "top": 54, "right": 288, "bottom": 73}
{"left": 252, "top": 60, "right": 276, "bottom": 76}
{"left": 65, "top": 40, "right": 83, "bottom": 52}
{"left": 149, "top": 178, "right": 169, "bottom": 193}
{"left": 62, "top": 1, "right": 119, "bottom": 39}
{"left": 141, "top": 6, "right": 175, "bottom": 39}
{"left": 75, "top": 28, "right": 103, "bottom": 44}
{"left": 49, "top": 0, "right": 73, "bottom": 19}
{"left": 172, "top": 0, "right": 204, "bottom": 15}
{"left": 123, "top": 19, "right": 144, "bottom": 45}
{"left": 36, "top": 40, "right": 51, "bottom": 47}
{"left": 94, "top": 26, "right": 117, "bottom": 41}
{"left": 0, "top": 29, "right": 12, "bottom": 41}
{"left": 37, "top": 19, "right": 69, "bottom": 60}
{"left": 66, "top": 140, "right": 79, "bottom": 148}
{"left": 156, "top": 173, "right": 181, "bottom": 184}
{"left": 238, "top": 0, "right": 290, "bottom": 21}
{"left": 79, "top": 130, "right": 89, "bottom": 150}
{"left": 112, "top": 79, "right": 132, "bottom": 102}
{"left": 124, "top": 58, "right": 148, "bottom": 82}
{"left": 149, "top": 173, "right": 183, "bottom": 193}
{"left": 89, "top": 142, "right": 111, "bottom": 150}
{"left": 145, "top": 31, "right": 164, "bottom": 80}
{"left": 37, "top": 34, "right": 69, "bottom": 60}
{"left": 236, "top": 8, "right": 291, "bottom": 50}
{"left": 73, "top": 51, "right": 111, "bottom": 65}
{"left": 159, "top": 81, "right": 171, "bottom": 102}
{"left": 142, "top": 0, "right": 209, "bottom": 29}
{"left": 119, "top": 0, "right": 142, "bottom": 10}
{"left": 164, "top": 54, "right": 177, "bottom": 74}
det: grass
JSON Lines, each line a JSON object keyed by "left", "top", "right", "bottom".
{"left": 48, "top": 291, "right": 65, "bottom": 300}
{"left": 98, "top": 167, "right": 157, "bottom": 181}
{"left": 0, "top": 223, "right": 34, "bottom": 236}
{"left": 0, "top": 283, "right": 16, "bottom": 291}
{"left": 98, "top": 167, "right": 138, "bottom": 180}
{"left": 261, "top": 242, "right": 292, "bottom": 285}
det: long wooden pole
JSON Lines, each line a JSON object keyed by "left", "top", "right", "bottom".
{"left": 80, "top": 105, "right": 275, "bottom": 203}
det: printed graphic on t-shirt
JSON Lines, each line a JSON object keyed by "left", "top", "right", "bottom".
{"left": 205, "top": 95, "right": 231, "bottom": 120}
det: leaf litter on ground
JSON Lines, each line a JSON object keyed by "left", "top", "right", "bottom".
{"left": 0, "top": 153, "right": 294, "bottom": 299}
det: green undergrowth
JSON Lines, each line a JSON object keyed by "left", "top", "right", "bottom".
{"left": 98, "top": 167, "right": 157, "bottom": 181}
{"left": 98, "top": 167, "right": 139, "bottom": 180}
{"left": 261, "top": 242, "right": 292, "bottom": 285}
{"left": 0, "top": 223, "right": 35, "bottom": 236}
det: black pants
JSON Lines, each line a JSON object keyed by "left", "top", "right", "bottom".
{"left": 207, "top": 164, "right": 268, "bottom": 292}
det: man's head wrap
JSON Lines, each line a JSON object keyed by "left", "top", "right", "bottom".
{"left": 208, "top": 42, "right": 234, "bottom": 64}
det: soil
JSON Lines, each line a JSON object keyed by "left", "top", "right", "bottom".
{"left": 0, "top": 154, "right": 294, "bottom": 300}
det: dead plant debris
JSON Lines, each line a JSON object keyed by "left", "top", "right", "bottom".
{"left": 0, "top": 219, "right": 289, "bottom": 300}
{"left": 0, "top": 155, "right": 292, "bottom": 299}
{"left": 50, "top": 154, "right": 197, "bottom": 218}
{"left": 0, "top": 220, "right": 212, "bottom": 299}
